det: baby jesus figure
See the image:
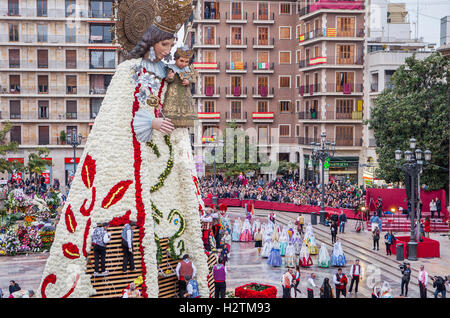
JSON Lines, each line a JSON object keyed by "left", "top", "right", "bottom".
{"left": 164, "top": 46, "right": 198, "bottom": 128}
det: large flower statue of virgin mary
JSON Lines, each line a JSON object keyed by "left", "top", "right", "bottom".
{"left": 38, "top": 0, "right": 210, "bottom": 298}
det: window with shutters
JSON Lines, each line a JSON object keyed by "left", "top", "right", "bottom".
{"left": 336, "top": 126, "right": 353, "bottom": 146}
{"left": 279, "top": 27, "right": 291, "bottom": 40}
{"left": 9, "top": 100, "right": 21, "bottom": 119}
{"left": 9, "top": 24, "right": 19, "bottom": 42}
{"left": 89, "top": 0, "right": 113, "bottom": 18}
{"left": 66, "top": 75, "right": 77, "bottom": 94}
{"left": 90, "top": 74, "right": 112, "bottom": 94}
{"left": 38, "top": 75, "right": 48, "bottom": 94}
{"left": 66, "top": 0, "right": 75, "bottom": 17}
{"left": 90, "top": 50, "right": 115, "bottom": 69}
{"left": 337, "top": 17, "right": 355, "bottom": 37}
{"left": 37, "top": 50, "right": 48, "bottom": 68}
{"left": 336, "top": 99, "right": 354, "bottom": 119}
{"left": 39, "top": 126, "right": 50, "bottom": 145}
{"left": 257, "top": 101, "right": 268, "bottom": 112}
{"left": 336, "top": 44, "right": 355, "bottom": 64}
{"left": 203, "top": 1, "right": 219, "bottom": 19}
{"left": 280, "top": 101, "right": 291, "bottom": 112}
{"left": 66, "top": 125, "right": 77, "bottom": 139}
{"left": 8, "top": 0, "right": 19, "bottom": 16}
{"left": 280, "top": 3, "right": 291, "bottom": 14}
{"left": 258, "top": 76, "right": 269, "bottom": 93}
{"left": 202, "top": 125, "right": 218, "bottom": 137}
{"left": 204, "top": 51, "right": 216, "bottom": 63}
{"left": 90, "top": 24, "right": 113, "bottom": 44}
{"left": 9, "top": 49, "right": 20, "bottom": 68}
{"left": 296, "top": 25, "right": 301, "bottom": 39}
{"left": 231, "top": 2, "right": 242, "bottom": 20}
{"left": 296, "top": 75, "right": 301, "bottom": 88}
{"left": 37, "top": 0, "right": 47, "bottom": 16}
{"left": 314, "top": 19, "right": 320, "bottom": 31}
{"left": 296, "top": 125, "right": 300, "bottom": 137}
{"left": 204, "top": 76, "right": 215, "bottom": 95}
{"left": 231, "top": 76, "right": 242, "bottom": 90}
{"left": 66, "top": 100, "right": 77, "bottom": 119}
{"left": 258, "top": 3, "right": 269, "bottom": 20}
{"left": 230, "top": 51, "right": 242, "bottom": 64}
{"left": 257, "top": 51, "right": 269, "bottom": 66}
{"left": 38, "top": 100, "right": 49, "bottom": 119}
{"left": 280, "top": 125, "right": 290, "bottom": 137}
{"left": 10, "top": 75, "right": 20, "bottom": 94}
{"left": 296, "top": 50, "right": 301, "bottom": 63}
{"left": 231, "top": 101, "right": 242, "bottom": 119}
{"left": 279, "top": 76, "right": 290, "bottom": 88}
{"left": 304, "top": 74, "right": 310, "bottom": 92}
{"left": 314, "top": 46, "right": 319, "bottom": 58}
{"left": 231, "top": 27, "right": 242, "bottom": 45}
{"left": 66, "top": 50, "right": 77, "bottom": 69}
{"left": 37, "top": 24, "right": 47, "bottom": 42}
{"left": 258, "top": 27, "right": 269, "bottom": 45}
{"left": 335, "top": 72, "right": 354, "bottom": 92}
{"left": 10, "top": 126, "right": 21, "bottom": 144}
{"left": 203, "top": 100, "right": 215, "bottom": 113}
{"left": 66, "top": 25, "right": 76, "bottom": 43}
{"left": 204, "top": 26, "right": 215, "bottom": 45}
{"left": 279, "top": 51, "right": 291, "bottom": 64}
{"left": 90, "top": 98, "right": 102, "bottom": 118}
{"left": 258, "top": 125, "right": 269, "bottom": 144}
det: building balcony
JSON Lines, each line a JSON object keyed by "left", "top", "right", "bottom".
{"left": 225, "top": 12, "right": 248, "bottom": 24}
{"left": 89, "top": 88, "right": 107, "bottom": 95}
{"left": 335, "top": 138, "right": 363, "bottom": 147}
{"left": 197, "top": 112, "right": 221, "bottom": 123}
{"left": 0, "top": 60, "right": 91, "bottom": 71}
{"left": 252, "top": 37, "right": 275, "bottom": 49}
{"left": 1, "top": 114, "right": 95, "bottom": 123}
{"left": 225, "top": 111, "right": 247, "bottom": 123}
{"left": 252, "top": 87, "right": 275, "bottom": 98}
{"left": 193, "top": 87, "right": 220, "bottom": 99}
{"left": 193, "top": 61, "right": 220, "bottom": 73}
{"left": 225, "top": 86, "right": 248, "bottom": 98}
{"left": 299, "top": 83, "right": 364, "bottom": 96}
{"left": 252, "top": 12, "right": 275, "bottom": 24}
{"left": 297, "top": 111, "right": 320, "bottom": 121}
{"left": 193, "top": 37, "right": 221, "bottom": 49}
{"left": 225, "top": 62, "right": 248, "bottom": 73}
{"left": 252, "top": 112, "right": 274, "bottom": 123}
{"left": 192, "top": 11, "right": 221, "bottom": 24}
{"left": 252, "top": 62, "right": 275, "bottom": 74}
{"left": 88, "top": 10, "right": 114, "bottom": 19}
{"left": 298, "top": 137, "right": 321, "bottom": 145}
{"left": 298, "top": 1, "right": 365, "bottom": 19}
{"left": 298, "top": 55, "right": 364, "bottom": 70}
{"left": 225, "top": 37, "right": 248, "bottom": 49}
{"left": 298, "top": 28, "right": 365, "bottom": 44}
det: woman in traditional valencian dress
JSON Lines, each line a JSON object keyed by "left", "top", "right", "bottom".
{"left": 239, "top": 218, "right": 253, "bottom": 242}
{"left": 38, "top": 0, "right": 210, "bottom": 298}
{"left": 279, "top": 227, "right": 289, "bottom": 256}
{"left": 330, "top": 240, "right": 347, "bottom": 267}
{"left": 317, "top": 243, "right": 330, "bottom": 268}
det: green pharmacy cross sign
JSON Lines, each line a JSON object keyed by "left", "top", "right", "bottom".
{"left": 324, "top": 157, "right": 330, "bottom": 169}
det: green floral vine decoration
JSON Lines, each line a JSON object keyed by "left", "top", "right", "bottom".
{"left": 168, "top": 209, "right": 186, "bottom": 260}
{"left": 151, "top": 200, "right": 163, "bottom": 225}
{"left": 150, "top": 135, "right": 174, "bottom": 193}
{"left": 146, "top": 140, "right": 160, "bottom": 158}
{"left": 154, "top": 234, "right": 162, "bottom": 264}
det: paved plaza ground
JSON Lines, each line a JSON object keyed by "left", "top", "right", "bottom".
{"left": 0, "top": 208, "right": 449, "bottom": 298}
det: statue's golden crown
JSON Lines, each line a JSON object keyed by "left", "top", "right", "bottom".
{"left": 176, "top": 47, "right": 194, "bottom": 59}
{"left": 154, "top": 0, "right": 193, "bottom": 34}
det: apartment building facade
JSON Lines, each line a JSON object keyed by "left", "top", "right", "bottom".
{"left": 188, "top": 0, "right": 366, "bottom": 183}
{"left": 0, "top": 0, "right": 119, "bottom": 185}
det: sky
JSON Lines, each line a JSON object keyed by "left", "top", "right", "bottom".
{"left": 383, "top": 0, "right": 450, "bottom": 46}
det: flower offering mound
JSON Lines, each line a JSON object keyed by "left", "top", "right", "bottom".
{"left": 235, "top": 283, "right": 277, "bottom": 298}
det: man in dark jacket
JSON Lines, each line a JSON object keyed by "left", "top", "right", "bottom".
{"left": 339, "top": 211, "right": 347, "bottom": 234}
{"left": 9, "top": 280, "right": 21, "bottom": 296}
{"left": 432, "top": 276, "right": 447, "bottom": 298}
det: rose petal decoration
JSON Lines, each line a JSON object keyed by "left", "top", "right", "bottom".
{"left": 62, "top": 242, "right": 80, "bottom": 259}
{"left": 82, "top": 218, "right": 92, "bottom": 258}
{"left": 61, "top": 274, "right": 80, "bottom": 298}
{"left": 108, "top": 210, "right": 132, "bottom": 227}
{"left": 101, "top": 180, "right": 133, "bottom": 209}
{"left": 64, "top": 205, "right": 77, "bottom": 234}
{"left": 41, "top": 274, "right": 57, "bottom": 298}
{"left": 80, "top": 187, "right": 96, "bottom": 217}
{"left": 81, "top": 154, "right": 96, "bottom": 189}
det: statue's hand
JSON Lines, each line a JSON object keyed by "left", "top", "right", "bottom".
{"left": 152, "top": 118, "right": 174, "bottom": 134}
{"left": 182, "top": 79, "right": 190, "bottom": 86}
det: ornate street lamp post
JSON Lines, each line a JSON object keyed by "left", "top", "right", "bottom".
{"left": 395, "top": 138, "right": 431, "bottom": 261}
{"left": 310, "top": 132, "right": 336, "bottom": 225}
{"left": 66, "top": 128, "right": 83, "bottom": 181}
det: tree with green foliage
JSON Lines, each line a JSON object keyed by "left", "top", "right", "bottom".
{"left": 26, "top": 148, "right": 51, "bottom": 180}
{"left": 367, "top": 53, "right": 450, "bottom": 190}
{"left": 0, "top": 122, "right": 19, "bottom": 173}
{"left": 277, "top": 160, "right": 299, "bottom": 176}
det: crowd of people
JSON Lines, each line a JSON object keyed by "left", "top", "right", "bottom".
{"left": 199, "top": 176, "right": 365, "bottom": 211}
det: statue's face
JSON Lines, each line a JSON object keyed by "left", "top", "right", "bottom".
{"left": 176, "top": 56, "right": 190, "bottom": 69}
{"left": 153, "top": 38, "right": 175, "bottom": 61}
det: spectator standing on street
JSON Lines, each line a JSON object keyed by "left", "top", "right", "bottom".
{"left": 423, "top": 217, "right": 431, "bottom": 238}
{"left": 292, "top": 265, "right": 301, "bottom": 297}
{"left": 400, "top": 263, "right": 411, "bottom": 297}
{"left": 307, "top": 273, "right": 319, "bottom": 298}
{"left": 429, "top": 199, "right": 436, "bottom": 219}
{"left": 431, "top": 275, "right": 447, "bottom": 298}
{"left": 436, "top": 197, "right": 441, "bottom": 219}
{"left": 331, "top": 221, "right": 338, "bottom": 244}
{"left": 418, "top": 265, "right": 428, "bottom": 298}
{"left": 348, "top": 259, "right": 362, "bottom": 296}
{"left": 91, "top": 223, "right": 111, "bottom": 276}
{"left": 9, "top": 280, "right": 21, "bottom": 296}
{"left": 282, "top": 267, "right": 293, "bottom": 298}
{"left": 372, "top": 227, "right": 380, "bottom": 251}
{"left": 384, "top": 230, "right": 395, "bottom": 255}
{"left": 122, "top": 222, "right": 136, "bottom": 273}
{"left": 370, "top": 213, "right": 380, "bottom": 232}
{"left": 213, "top": 258, "right": 227, "bottom": 298}
{"left": 339, "top": 211, "right": 347, "bottom": 234}
{"left": 254, "top": 227, "right": 263, "bottom": 256}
